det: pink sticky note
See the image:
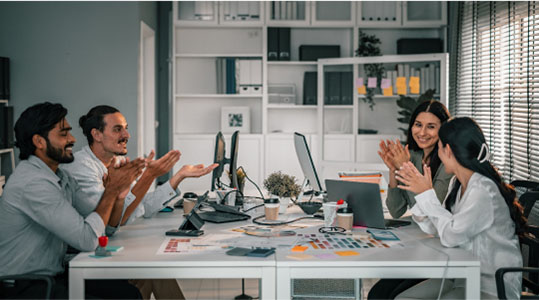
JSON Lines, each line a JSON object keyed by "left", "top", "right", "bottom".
{"left": 367, "top": 77, "right": 377, "bottom": 88}
{"left": 381, "top": 78, "right": 391, "bottom": 89}
{"left": 356, "top": 77, "right": 364, "bottom": 87}
{"left": 315, "top": 253, "right": 338, "bottom": 259}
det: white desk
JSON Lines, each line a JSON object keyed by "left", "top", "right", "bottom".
{"left": 69, "top": 207, "right": 480, "bottom": 299}
{"left": 275, "top": 223, "right": 481, "bottom": 299}
{"left": 68, "top": 212, "right": 276, "bottom": 299}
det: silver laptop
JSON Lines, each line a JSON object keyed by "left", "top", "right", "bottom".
{"left": 325, "top": 179, "right": 411, "bottom": 229}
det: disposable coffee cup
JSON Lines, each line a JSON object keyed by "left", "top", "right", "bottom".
{"left": 337, "top": 207, "right": 354, "bottom": 231}
{"left": 322, "top": 201, "right": 347, "bottom": 227}
{"left": 183, "top": 198, "right": 196, "bottom": 215}
{"left": 264, "top": 198, "right": 280, "bottom": 221}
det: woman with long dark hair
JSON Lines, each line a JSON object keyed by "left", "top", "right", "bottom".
{"left": 394, "top": 117, "right": 525, "bottom": 299}
{"left": 378, "top": 100, "right": 452, "bottom": 219}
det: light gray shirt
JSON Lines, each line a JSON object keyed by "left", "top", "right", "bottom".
{"left": 0, "top": 155, "right": 104, "bottom": 276}
{"left": 62, "top": 146, "right": 179, "bottom": 235}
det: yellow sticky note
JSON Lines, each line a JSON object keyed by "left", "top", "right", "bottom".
{"left": 335, "top": 251, "right": 359, "bottom": 256}
{"left": 357, "top": 85, "right": 366, "bottom": 95}
{"left": 292, "top": 245, "right": 308, "bottom": 252}
{"left": 410, "top": 84, "right": 420, "bottom": 94}
{"left": 287, "top": 253, "right": 314, "bottom": 260}
{"left": 409, "top": 76, "right": 420, "bottom": 87}
{"left": 396, "top": 77, "right": 406, "bottom": 88}
{"left": 383, "top": 87, "right": 393, "bottom": 96}
{"left": 397, "top": 85, "right": 407, "bottom": 95}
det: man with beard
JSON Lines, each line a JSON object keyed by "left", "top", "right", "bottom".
{"left": 0, "top": 102, "right": 146, "bottom": 298}
{"left": 62, "top": 105, "right": 217, "bottom": 300}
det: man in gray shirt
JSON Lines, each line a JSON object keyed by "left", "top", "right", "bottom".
{"left": 0, "top": 102, "right": 145, "bottom": 299}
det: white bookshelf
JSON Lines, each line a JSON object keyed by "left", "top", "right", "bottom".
{"left": 172, "top": 1, "right": 448, "bottom": 192}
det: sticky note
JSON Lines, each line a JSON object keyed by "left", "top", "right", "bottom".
{"left": 356, "top": 77, "right": 364, "bottom": 87}
{"left": 383, "top": 87, "right": 393, "bottom": 96}
{"left": 287, "top": 253, "right": 314, "bottom": 260}
{"left": 397, "top": 85, "right": 407, "bottom": 95}
{"left": 335, "top": 251, "right": 359, "bottom": 256}
{"left": 367, "top": 77, "right": 377, "bottom": 88}
{"left": 292, "top": 245, "right": 308, "bottom": 252}
{"left": 357, "top": 85, "right": 367, "bottom": 95}
{"left": 409, "top": 76, "right": 420, "bottom": 87}
{"left": 396, "top": 77, "right": 406, "bottom": 88}
{"left": 381, "top": 78, "right": 391, "bottom": 89}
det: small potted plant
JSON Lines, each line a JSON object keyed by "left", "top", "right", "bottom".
{"left": 263, "top": 171, "right": 301, "bottom": 214}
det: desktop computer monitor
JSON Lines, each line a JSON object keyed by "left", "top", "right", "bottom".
{"left": 294, "top": 132, "right": 324, "bottom": 193}
{"left": 229, "top": 131, "right": 239, "bottom": 190}
{"left": 211, "top": 132, "right": 226, "bottom": 191}
{"left": 210, "top": 131, "right": 240, "bottom": 192}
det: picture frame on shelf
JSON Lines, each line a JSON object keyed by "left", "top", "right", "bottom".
{"left": 221, "top": 106, "right": 251, "bottom": 134}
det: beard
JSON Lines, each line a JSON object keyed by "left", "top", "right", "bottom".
{"left": 46, "top": 139, "right": 74, "bottom": 164}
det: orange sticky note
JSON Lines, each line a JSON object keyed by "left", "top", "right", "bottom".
{"left": 292, "top": 245, "right": 308, "bottom": 252}
{"left": 335, "top": 251, "right": 359, "bottom": 256}
{"left": 409, "top": 76, "right": 420, "bottom": 87}
{"left": 383, "top": 87, "right": 393, "bottom": 96}
{"left": 397, "top": 85, "right": 407, "bottom": 95}
{"left": 287, "top": 253, "right": 314, "bottom": 260}
{"left": 396, "top": 77, "right": 406, "bottom": 88}
{"left": 357, "top": 85, "right": 366, "bottom": 95}
{"left": 410, "top": 85, "right": 420, "bottom": 94}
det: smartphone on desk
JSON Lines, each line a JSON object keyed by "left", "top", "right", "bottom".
{"left": 165, "top": 229, "right": 204, "bottom": 237}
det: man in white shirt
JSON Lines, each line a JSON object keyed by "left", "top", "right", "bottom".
{"left": 62, "top": 105, "right": 217, "bottom": 300}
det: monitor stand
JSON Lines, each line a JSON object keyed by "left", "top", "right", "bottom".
{"left": 297, "top": 177, "right": 326, "bottom": 202}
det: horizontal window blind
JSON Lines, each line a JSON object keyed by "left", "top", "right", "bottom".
{"left": 453, "top": 1, "right": 539, "bottom": 182}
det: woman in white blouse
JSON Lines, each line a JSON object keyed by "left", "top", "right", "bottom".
{"left": 394, "top": 117, "right": 526, "bottom": 299}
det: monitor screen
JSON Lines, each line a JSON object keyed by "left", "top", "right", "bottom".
{"left": 229, "top": 131, "right": 239, "bottom": 189}
{"left": 294, "top": 132, "right": 324, "bottom": 192}
{"left": 211, "top": 132, "right": 226, "bottom": 191}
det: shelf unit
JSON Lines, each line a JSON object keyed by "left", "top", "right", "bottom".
{"left": 317, "top": 53, "right": 449, "bottom": 178}
{"left": 0, "top": 99, "right": 15, "bottom": 192}
{"left": 172, "top": 1, "right": 448, "bottom": 193}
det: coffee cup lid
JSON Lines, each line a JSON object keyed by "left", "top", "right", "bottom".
{"left": 264, "top": 198, "right": 279, "bottom": 204}
{"left": 337, "top": 207, "right": 353, "bottom": 214}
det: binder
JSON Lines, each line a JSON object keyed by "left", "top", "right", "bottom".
{"left": 0, "top": 57, "right": 9, "bottom": 100}
{"left": 435, "top": 67, "right": 440, "bottom": 94}
{"left": 223, "top": 2, "right": 231, "bottom": 20}
{"left": 303, "top": 72, "right": 317, "bottom": 105}
{"left": 340, "top": 72, "right": 353, "bottom": 105}
{"left": 250, "top": 59, "right": 262, "bottom": 85}
{"left": 216, "top": 58, "right": 223, "bottom": 94}
{"left": 226, "top": 58, "right": 236, "bottom": 94}
{"left": 249, "top": 1, "right": 260, "bottom": 19}
{"left": 268, "top": 28, "right": 279, "bottom": 61}
{"left": 278, "top": 28, "right": 291, "bottom": 61}
{"left": 324, "top": 72, "right": 330, "bottom": 104}
{"left": 237, "top": 1, "right": 249, "bottom": 20}
{"left": 274, "top": 1, "right": 280, "bottom": 20}
{"left": 238, "top": 59, "right": 250, "bottom": 86}
{"left": 328, "top": 72, "right": 341, "bottom": 105}
{"left": 0, "top": 106, "right": 13, "bottom": 148}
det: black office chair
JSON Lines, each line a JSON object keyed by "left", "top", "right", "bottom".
{"left": 0, "top": 273, "right": 54, "bottom": 299}
{"left": 496, "top": 183, "right": 539, "bottom": 299}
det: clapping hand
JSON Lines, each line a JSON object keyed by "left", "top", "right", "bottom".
{"left": 175, "top": 163, "right": 219, "bottom": 182}
{"left": 144, "top": 150, "right": 181, "bottom": 178}
{"left": 387, "top": 139, "right": 410, "bottom": 169}
{"left": 395, "top": 162, "right": 433, "bottom": 194}
{"left": 105, "top": 157, "right": 146, "bottom": 198}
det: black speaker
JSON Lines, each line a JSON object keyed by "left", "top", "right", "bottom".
{"left": 0, "top": 106, "right": 14, "bottom": 149}
{"left": 0, "top": 57, "right": 10, "bottom": 100}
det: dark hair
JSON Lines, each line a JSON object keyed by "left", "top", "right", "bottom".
{"left": 14, "top": 102, "right": 68, "bottom": 160}
{"left": 79, "top": 105, "right": 119, "bottom": 145}
{"left": 439, "top": 117, "right": 527, "bottom": 234}
{"left": 406, "top": 100, "right": 451, "bottom": 179}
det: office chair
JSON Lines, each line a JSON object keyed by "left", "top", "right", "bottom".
{"left": 496, "top": 204, "right": 539, "bottom": 299}
{"left": 0, "top": 273, "right": 54, "bottom": 299}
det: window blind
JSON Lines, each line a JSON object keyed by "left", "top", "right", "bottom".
{"left": 453, "top": 2, "right": 539, "bottom": 182}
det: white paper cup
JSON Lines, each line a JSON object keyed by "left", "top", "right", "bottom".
{"left": 322, "top": 201, "right": 347, "bottom": 227}
{"left": 278, "top": 197, "right": 290, "bottom": 214}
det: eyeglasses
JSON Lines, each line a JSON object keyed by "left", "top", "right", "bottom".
{"left": 319, "top": 226, "right": 346, "bottom": 235}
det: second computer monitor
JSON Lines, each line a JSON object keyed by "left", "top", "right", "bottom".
{"left": 229, "top": 131, "right": 239, "bottom": 190}
{"left": 210, "top": 131, "right": 239, "bottom": 191}
{"left": 294, "top": 132, "right": 324, "bottom": 193}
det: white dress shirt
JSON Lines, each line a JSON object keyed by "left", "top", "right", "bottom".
{"left": 411, "top": 172, "right": 522, "bottom": 299}
{"left": 62, "top": 146, "right": 179, "bottom": 235}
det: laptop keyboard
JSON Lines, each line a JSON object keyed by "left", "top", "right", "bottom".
{"left": 198, "top": 211, "right": 250, "bottom": 223}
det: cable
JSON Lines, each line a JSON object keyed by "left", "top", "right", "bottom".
{"left": 252, "top": 214, "right": 322, "bottom": 226}
{"left": 242, "top": 203, "right": 264, "bottom": 213}
{"left": 240, "top": 166, "right": 266, "bottom": 201}
{"left": 420, "top": 240, "right": 451, "bottom": 300}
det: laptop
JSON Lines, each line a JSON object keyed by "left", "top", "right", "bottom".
{"left": 325, "top": 179, "right": 411, "bottom": 229}
{"left": 198, "top": 202, "right": 251, "bottom": 223}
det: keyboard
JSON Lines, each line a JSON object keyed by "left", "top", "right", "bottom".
{"left": 208, "top": 202, "right": 245, "bottom": 215}
{"left": 384, "top": 219, "right": 412, "bottom": 228}
{"left": 198, "top": 211, "right": 250, "bottom": 223}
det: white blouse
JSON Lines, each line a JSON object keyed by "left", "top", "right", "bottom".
{"left": 410, "top": 172, "right": 522, "bottom": 299}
